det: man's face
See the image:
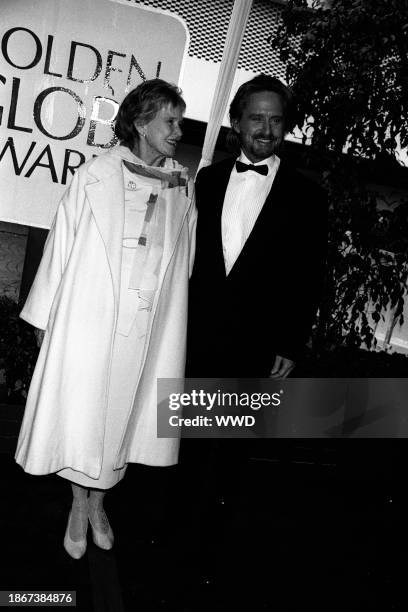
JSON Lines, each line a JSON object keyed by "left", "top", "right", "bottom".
{"left": 232, "top": 90, "right": 285, "bottom": 163}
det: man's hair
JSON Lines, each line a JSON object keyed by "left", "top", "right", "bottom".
{"left": 227, "top": 74, "right": 295, "bottom": 154}
{"left": 114, "top": 78, "right": 186, "bottom": 150}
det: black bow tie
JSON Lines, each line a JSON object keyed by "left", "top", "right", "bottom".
{"left": 235, "top": 161, "right": 268, "bottom": 176}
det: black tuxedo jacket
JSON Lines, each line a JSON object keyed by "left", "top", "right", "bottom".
{"left": 187, "top": 157, "right": 327, "bottom": 377}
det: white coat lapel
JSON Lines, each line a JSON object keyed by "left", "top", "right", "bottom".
{"left": 85, "top": 157, "right": 124, "bottom": 306}
{"left": 159, "top": 185, "right": 190, "bottom": 287}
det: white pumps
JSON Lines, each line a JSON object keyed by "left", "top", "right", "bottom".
{"left": 64, "top": 498, "right": 114, "bottom": 558}
{"left": 88, "top": 508, "right": 114, "bottom": 550}
{"left": 63, "top": 507, "right": 88, "bottom": 560}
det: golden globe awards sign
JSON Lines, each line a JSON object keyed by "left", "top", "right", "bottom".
{"left": 0, "top": 0, "right": 188, "bottom": 227}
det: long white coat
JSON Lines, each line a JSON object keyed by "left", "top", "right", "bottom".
{"left": 15, "top": 146, "right": 196, "bottom": 478}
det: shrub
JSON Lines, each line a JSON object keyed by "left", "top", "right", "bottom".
{"left": 0, "top": 296, "right": 38, "bottom": 402}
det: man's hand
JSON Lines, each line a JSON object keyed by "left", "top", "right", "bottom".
{"left": 269, "top": 354, "right": 295, "bottom": 379}
{"left": 34, "top": 328, "right": 45, "bottom": 348}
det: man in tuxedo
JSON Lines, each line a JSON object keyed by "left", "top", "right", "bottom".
{"left": 187, "top": 74, "right": 327, "bottom": 379}
{"left": 181, "top": 77, "right": 327, "bottom": 577}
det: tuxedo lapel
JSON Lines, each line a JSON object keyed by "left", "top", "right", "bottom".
{"left": 209, "top": 158, "right": 235, "bottom": 227}
{"left": 226, "top": 160, "right": 292, "bottom": 276}
{"left": 197, "top": 159, "right": 235, "bottom": 279}
{"left": 214, "top": 163, "right": 234, "bottom": 276}
{"left": 212, "top": 159, "right": 236, "bottom": 206}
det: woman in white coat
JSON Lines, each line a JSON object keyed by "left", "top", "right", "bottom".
{"left": 15, "top": 79, "right": 196, "bottom": 559}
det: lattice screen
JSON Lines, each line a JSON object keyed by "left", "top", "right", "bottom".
{"left": 132, "top": 0, "right": 288, "bottom": 79}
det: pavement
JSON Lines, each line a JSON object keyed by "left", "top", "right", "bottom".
{"left": 0, "top": 407, "right": 406, "bottom": 612}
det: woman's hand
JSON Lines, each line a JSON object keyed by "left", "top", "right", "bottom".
{"left": 34, "top": 328, "right": 45, "bottom": 348}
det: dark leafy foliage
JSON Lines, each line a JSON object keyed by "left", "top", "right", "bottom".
{"left": 273, "top": 0, "right": 408, "bottom": 158}
{"left": 272, "top": 0, "right": 408, "bottom": 351}
{"left": 0, "top": 296, "right": 38, "bottom": 402}
{"left": 297, "top": 344, "right": 408, "bottom": 376}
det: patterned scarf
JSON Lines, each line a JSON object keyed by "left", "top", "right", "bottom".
{"left": 115, "top": 146, "right": 190, "bottom": 312}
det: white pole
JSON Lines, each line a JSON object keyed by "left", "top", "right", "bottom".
{"left": 197, "top": 0, "right": 253, "bottom": 173}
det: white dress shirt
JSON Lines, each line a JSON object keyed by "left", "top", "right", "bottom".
{"left": 221, "top": 151, "right": 280, "bottom": 275}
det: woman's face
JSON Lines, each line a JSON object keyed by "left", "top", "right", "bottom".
{"left": 135, "top": 103, "right": 183, "bottom": 166}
